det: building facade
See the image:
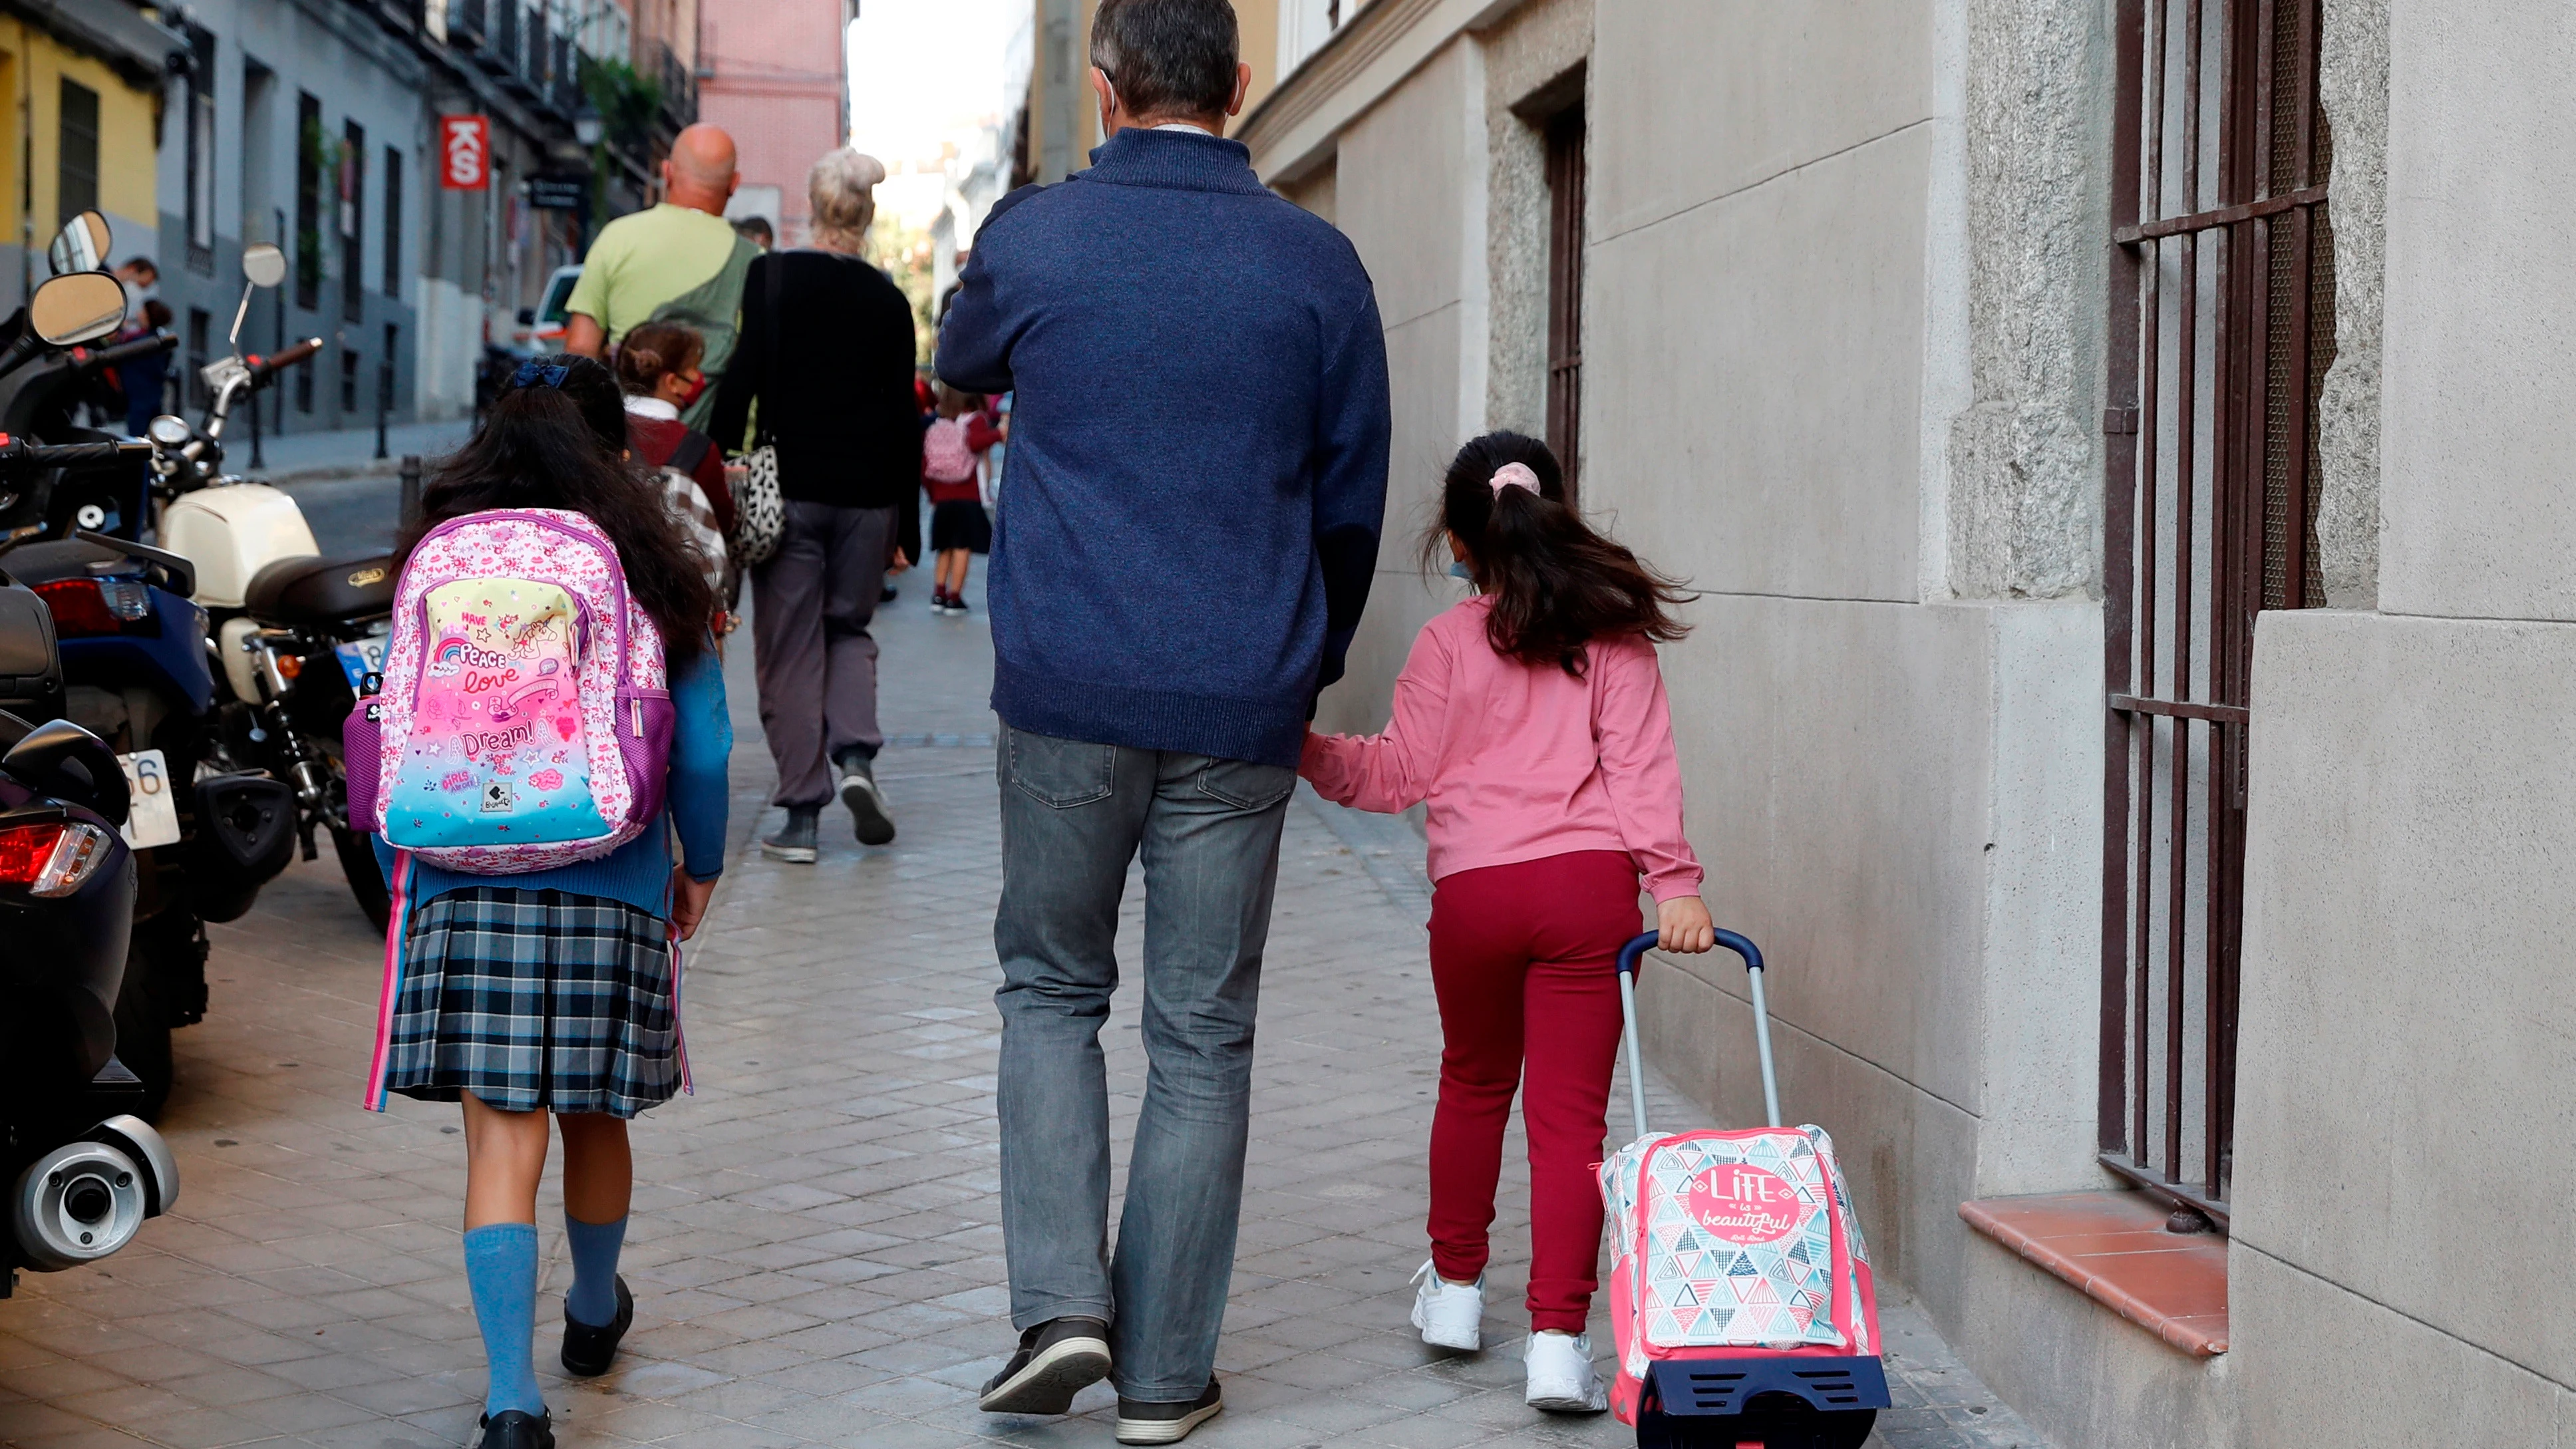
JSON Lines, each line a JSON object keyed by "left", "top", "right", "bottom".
{"left": 0, "top": 1, "right": 179, "bottom": 311}
{"left": 140, "top": 0, "right": 699, "bottom": 434}
{"left": 697, "top": 0, "right": 850, "bottom": 245}
{"left": 1238, "top": 1, "right": 2549, "bottom": 1446}
{"left": 1019, "top": 0, "right": 1283, "bottom": 186}
{"left": 149, "top": 0, "right": 430, "bottom": 438}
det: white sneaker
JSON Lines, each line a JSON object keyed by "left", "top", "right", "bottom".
{"left": 1408, "top": 1259, "right": 1483, "bottom": 1351}
{"left": 1523, "top": 1331, "right": 1608, "bottom": 1413}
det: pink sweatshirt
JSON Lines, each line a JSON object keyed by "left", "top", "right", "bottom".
{"left": 1300, "top": 596, "right": 1703, "bottom": 901}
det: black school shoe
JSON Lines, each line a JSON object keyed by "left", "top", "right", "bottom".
{"left": 978, "top": 1315, "right": 1111, "bottom": 1414}
{"left": 560, "top": 1275, "right": 633, "bottom": 1376}
{"left": 1116, "top": 1378, "right": 1222, "bottom": 1444}
{"left": 835, "top": 754, "right": 897, "bottom": 846}
{"left": 477, "top": 1409, "right": 554, "bottom": 1449}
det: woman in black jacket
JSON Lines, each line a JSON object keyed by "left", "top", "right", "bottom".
{"left": 710, "top": 147, "right": 921, "bottom": 862}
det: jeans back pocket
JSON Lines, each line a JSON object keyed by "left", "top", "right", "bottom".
{"left": 1004, "top": 728, "right": 1118, "bottom": 808}
{"left": 1196, "top": 757, "right": 1295, "bottom": 812}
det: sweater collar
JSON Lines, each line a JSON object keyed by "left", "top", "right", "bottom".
{"left": 1082, "top": 127, "right": 1270, "bottom": 196}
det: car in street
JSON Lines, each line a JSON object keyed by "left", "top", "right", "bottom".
{"left": 509, "top": 264, "right": 583, "bottom": 355}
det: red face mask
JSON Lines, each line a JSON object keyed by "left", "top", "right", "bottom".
{"left": 674, "top": 372, "right": 710, "bottom": 408}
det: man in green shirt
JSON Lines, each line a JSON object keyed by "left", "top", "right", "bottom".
{"left": 565, "top": 124, "right": 760, "bottom": 432}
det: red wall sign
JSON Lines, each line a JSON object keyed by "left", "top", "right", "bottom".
{"left": 439, "top": 115, "right": 490, "bottom": 190}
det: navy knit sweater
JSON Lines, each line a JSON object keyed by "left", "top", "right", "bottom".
{"left": 936, "top": 128, "right": 1391, "bottom": 767}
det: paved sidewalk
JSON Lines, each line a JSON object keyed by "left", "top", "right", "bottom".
{"left": 0, "top": 565, "right": 2043, "bottom": 1449}
{"left": 248, "top": 419, "right": 476, "bottom": 482}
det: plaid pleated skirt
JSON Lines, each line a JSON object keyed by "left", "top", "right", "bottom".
{"left": 373, "top": 887, "right": 684, "bottom": 1119}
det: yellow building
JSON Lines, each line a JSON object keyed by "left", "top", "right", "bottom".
{"left": 1023, "top": 0, "right": 1286, "bottom": 183}
{"left": 0, "top": 3, "right": 177, "bottom": 306}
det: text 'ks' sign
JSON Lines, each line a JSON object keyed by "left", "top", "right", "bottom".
{"left": 440, "top": 115, "right": 490, "bottom": 190}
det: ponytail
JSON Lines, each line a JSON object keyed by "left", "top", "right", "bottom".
{"left": 1420, "top": 432, "right": 1691, "bottom": 675}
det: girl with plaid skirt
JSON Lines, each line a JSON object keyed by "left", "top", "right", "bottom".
{"left": 368, "top": 354, "right": 732, "bottom": 1449}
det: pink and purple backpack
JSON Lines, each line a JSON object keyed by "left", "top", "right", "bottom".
{"left": 343, "top": 508, "right": 672, "bottom": 873}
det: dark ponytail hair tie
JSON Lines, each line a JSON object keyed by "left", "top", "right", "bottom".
{"left": 510, "top": 360, "right": 570, "bottom": 391}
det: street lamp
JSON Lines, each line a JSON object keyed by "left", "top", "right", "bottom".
{"left": 571, "top": 105, "right": 605, "bottom": 261}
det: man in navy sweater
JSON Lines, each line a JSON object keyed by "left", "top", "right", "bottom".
{"left": 937, "top": 1, "right": 1389, "bottom": 1440}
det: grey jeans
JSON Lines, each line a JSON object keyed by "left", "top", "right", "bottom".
{"left": 993, "top": 724, "right": 1295, "bottom": 1400}
{"left": 751, "top": 501, "right": 893, "bottom": 808}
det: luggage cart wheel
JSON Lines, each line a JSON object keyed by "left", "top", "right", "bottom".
{"left": 1636, "top": 1403, "right": 1876, "bottom": 1449}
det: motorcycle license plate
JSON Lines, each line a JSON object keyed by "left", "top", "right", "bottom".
{"left": 335, "top": 637, "right": 388, "bottom": 691}
{"left": 118, "top": 750, "right": 182, "bottom": 850}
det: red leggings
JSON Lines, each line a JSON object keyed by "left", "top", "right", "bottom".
{"left": 1426, "top": 850, "right": 1636, "bottom": 1332}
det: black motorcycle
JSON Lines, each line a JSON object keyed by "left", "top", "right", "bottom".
{"left": 0, "top": 562, "right": 178, "bottom": 1293}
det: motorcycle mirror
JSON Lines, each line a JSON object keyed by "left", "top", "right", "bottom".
{"left": 27, "top": 272, "right": 128, "bottom": 347}
{"left": 241, "top": 243, "right": 287, "bottom": 289}
{"left": 45, "top": 211, "right": 110, "bottom": 277}
{"left": 146, "top": 414, "right": 192, "bottom": 448}
{"left": 0, "top": 718, "right": 129, "bottom": 829}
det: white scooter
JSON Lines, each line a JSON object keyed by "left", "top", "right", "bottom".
{"left": 150, "top": 243, "right": 330, "bottom": 708}
{"left": 142, "top": 246, "right": 396, "bottom": 929}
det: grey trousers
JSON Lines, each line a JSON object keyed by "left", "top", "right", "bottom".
{"left": 751, "top": 500, "right": 893, "bottom": 808}
{"left": 992, "top": 724, "right": 1296, "bottom": 1400}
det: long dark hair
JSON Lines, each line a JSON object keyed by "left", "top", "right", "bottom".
{"left": 397, "top": 353, "right": 711, "bottom": 665}
{"left": 1422, "top": 432, "right": 1691, "bottom": 675}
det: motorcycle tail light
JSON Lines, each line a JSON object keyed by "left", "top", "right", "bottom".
{"left": 33, "top": 577, "right": 151, "bottom": 637}
{"left": 0, "top": 820, "right": 113, "bottom": 897}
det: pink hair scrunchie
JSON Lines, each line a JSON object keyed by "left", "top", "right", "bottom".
{"left": 1490, "top": 462, "right": 1541, "bottom": 497}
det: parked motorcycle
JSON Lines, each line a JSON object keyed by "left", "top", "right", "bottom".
{"left": 0, "top": 249, "right": 297, "bottom": 1112}
{"left": 0, "top": 490, "right": 251, "bottom": 1115}
{"left": 0, "top": 564, "right": 179, "bottom": 1294}
{"left": 140, "top": 242, "right": 388, "bottom": 930}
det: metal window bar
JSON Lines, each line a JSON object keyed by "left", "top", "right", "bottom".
{"left": 2098, "top": 0, "right": 2332, "bottom": 1230}
{"left": 1543, "top": 102, "right": 1587, "bottom": 498}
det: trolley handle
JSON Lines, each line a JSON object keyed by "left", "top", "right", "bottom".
{"left": 1612, "top": 927, "right": 1784, "bottom": 1140}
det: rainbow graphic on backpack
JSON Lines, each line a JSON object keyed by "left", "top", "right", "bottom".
{"left": 344, "top": 508, "right": 673, "bottom": 872}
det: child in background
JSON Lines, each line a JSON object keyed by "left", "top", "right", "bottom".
{"left": 615, "top": 321, "right": 736, "bottom": 626}
{"left": 614, "top": 320, "right": 734, "bottom": 534}
{"left": 1301, "top": 431, "right": 1714, "bottom": 1416}
{"left": 367, "top": 355, "right": 732, "bottom": 1449}
{"left": 921, "top": 384, "right": 992, "bottom": 614}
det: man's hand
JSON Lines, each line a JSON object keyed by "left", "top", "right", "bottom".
{"left": 1657, "top": 894, "right": 1716, "bottom": 954}
{"left": 564, "top": 313, "right": 607, "bottom": 359}
{"left": 671, "top": 868, "right": 717, "bottom": 940}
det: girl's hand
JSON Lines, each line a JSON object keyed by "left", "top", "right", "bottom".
{"left": 1658, "top": 894, "right": 1716, "bottom": 953}
{"left": 671, "top": 869, "right": 718, "bottom": 941}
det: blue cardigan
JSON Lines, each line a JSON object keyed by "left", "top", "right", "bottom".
{"left": 375, "top": 647, "right": 732, "bottom": 917}
{"left": 935, "top": 128, "right": 1391, "bottom": 768}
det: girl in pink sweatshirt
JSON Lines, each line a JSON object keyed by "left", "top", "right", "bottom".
{"left": 1302, "top": 432, "right": 1713, "bottom": 1414}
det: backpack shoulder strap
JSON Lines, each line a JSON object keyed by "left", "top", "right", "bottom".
{"left": 670, "top": 430, "right": 713, "bottom": 476}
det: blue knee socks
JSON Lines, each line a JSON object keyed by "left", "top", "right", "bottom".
{"left": 462, "top": 1223, "right": 544, "bottom": 1418}
{"left": 564, "top": 1212, "right": 627, "bottom": 1328}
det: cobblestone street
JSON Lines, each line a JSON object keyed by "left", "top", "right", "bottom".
{"left": 1, "top": 562, "right": 2040, "bottom": 1449}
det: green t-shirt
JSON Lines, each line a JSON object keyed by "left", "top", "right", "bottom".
{"left": 565, "top": 204, "right": 760, "bottom": 428}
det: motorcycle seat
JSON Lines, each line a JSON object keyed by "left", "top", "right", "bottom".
{"left": 243, "top": 552, "right": 397, "bottom": 626}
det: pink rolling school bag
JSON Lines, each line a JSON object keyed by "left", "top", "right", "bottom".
{"left": 343, "top": 508, "right": 673, "bottom": 873}
{"left": 1599, "top": 931, "right": 1889, "bottom": 1449}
